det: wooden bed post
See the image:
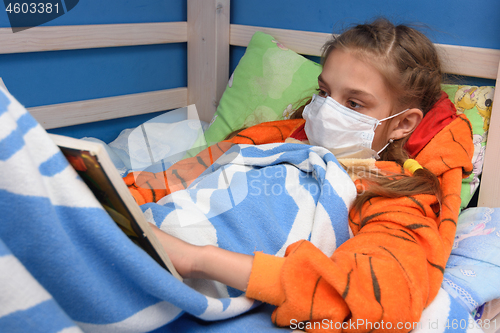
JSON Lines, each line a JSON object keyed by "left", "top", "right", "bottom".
{"left": 187, "top": 0, "right": 230, "bottom": 123}
{"left": 477, "top": 59, "right": 500, "bottom": 208}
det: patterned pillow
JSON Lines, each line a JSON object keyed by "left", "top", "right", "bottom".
{"left": 441, "top": 84, "right": 495, "bottom": 208}
{"left": 203, "top": 31, "right": 322, "bottom": 145}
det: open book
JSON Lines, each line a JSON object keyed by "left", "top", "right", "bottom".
{"left": 49, "top": 134, "right": 182, "bottom": 281}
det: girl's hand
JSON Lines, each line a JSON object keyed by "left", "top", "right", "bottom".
{"left": 150, "top": 223, "right": 254, "bottom": 292}
{"left": 150, "top": 224, "right": 199, "bottom": 278}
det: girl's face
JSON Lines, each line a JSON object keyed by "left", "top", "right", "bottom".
{"left": 318, "top": 49, "right": 399, "bottom": 152}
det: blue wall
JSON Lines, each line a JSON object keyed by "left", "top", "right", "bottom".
{"left": 229, "top": 0, "right": 500, "bottom": 77}
{"left": 1, "top": 0, "right": 498, "bottom": 142}
{"left": 231, "top": 0, "right": 500, "bottom": 49}
{"left": 0, "top": 0, "right": 188, "bottom": 142}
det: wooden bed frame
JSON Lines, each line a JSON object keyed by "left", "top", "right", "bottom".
{"left": 1, "top": 0, "right": 499, "bottom": 208}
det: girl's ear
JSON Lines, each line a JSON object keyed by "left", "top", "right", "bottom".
{"left": 390, "top": 108, "right": 423, "bottom": 140}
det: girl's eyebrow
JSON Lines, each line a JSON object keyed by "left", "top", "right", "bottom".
{"left": 319, "top": 74, "right": 375, "bottom": 101}
{"left": 346, "top": 89, "right": 375, "bottom": 100}
{"left": 318, "top": 74, "right": 376, "bottom": 103}
{"left": 317, "top": 75, "right": 327, "bottom": 86}
{"left": 346, "top": 89, "right": 378, "bottom": 105}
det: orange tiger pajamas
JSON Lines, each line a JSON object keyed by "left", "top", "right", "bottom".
{"left": 124, "top": 113, "right": 473, "bottom": 332}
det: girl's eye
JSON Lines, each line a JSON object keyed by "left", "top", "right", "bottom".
{"left": 317, "top": 89, "right": 329, "bottom": 97}
{"left": 347, "top": 100, "right": 362, "bottom": 109}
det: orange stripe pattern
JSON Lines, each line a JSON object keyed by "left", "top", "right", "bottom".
{"left": 123, "top": 119, "right": 305, "bottom": 205}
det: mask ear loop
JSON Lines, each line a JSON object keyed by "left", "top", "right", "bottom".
{"left": 379, "top": 108, "right": 410, "bottom": 122}
{"left": 375, "top": 108, "right": 410, "bottom": 156}
{"left": 377, "top": 138, "right": 394, "bottom": 155}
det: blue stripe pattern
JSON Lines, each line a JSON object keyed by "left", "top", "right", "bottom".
{"left": 39, "top": 151, "right": 69, "bottom": 177}
{"left": 0, "top": 300, "right": 78, "bottom": 333}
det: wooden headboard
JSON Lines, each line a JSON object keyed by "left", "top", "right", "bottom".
{"left": 1, "top": 0, "right": 499, "bottom": 207}
{"left": 0, "top": 0, "right": 230, "bottom": 129}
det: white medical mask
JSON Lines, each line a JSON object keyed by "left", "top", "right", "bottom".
{"left": 303, "top": 94, "right": 409, "bottom": 159}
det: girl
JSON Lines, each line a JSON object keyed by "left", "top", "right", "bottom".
{"left": 140, "top": 19, "right": 474, "bottom": 331}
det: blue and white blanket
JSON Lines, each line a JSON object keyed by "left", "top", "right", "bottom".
{"left": 0, "top": 86, "right": 499, "bottom": 333}
{"left": 140, "top": 141, "right": 357, "bottom": 300}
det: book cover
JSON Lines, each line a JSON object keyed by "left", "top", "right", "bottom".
{"left": 49, "top": 134, "right": 182, "bottom": 281}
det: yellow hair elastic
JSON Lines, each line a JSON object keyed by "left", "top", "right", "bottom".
{"left": 404, "top": 159, "right": 423, "bottom": 174}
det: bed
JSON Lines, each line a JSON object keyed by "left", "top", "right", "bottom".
{"left": 1, "top": 0, "right": 500, "bottom": 332}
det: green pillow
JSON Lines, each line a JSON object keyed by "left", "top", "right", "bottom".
{"left": 204, "top": 31, "right": 322, "bottom": 145}
{"left": 441, "top": 84, "right": 495, "bottom": 209}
